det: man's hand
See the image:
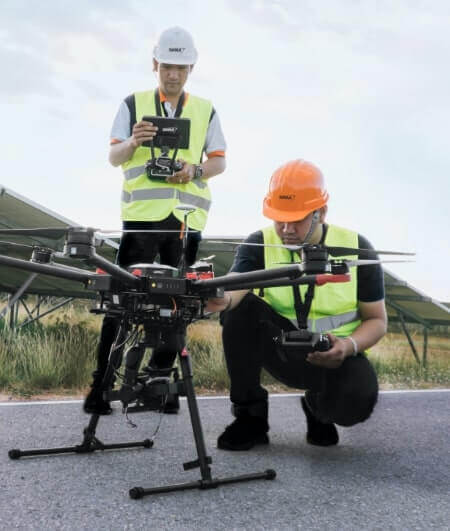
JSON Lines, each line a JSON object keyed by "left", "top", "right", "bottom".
{"left": 306, "top": 333, "right": 352, "bottom": 369}
{"left": 205, "top": 289, "right": 249, "bottom": 314}
{"left": 206, "top": 294, "right": 231, "bottom": 313}
{"left": 130, "top": 120, "right": 158, "bottom": 148}
{"left": 167, "top": 158, "right": 195, "bottom": 184}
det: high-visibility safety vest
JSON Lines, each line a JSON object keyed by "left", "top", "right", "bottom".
{"left": 120, "top": 90, "right": 213, "bottom": 231}
{"left": 261, "top": 224, "right": 361, "bottom": 337}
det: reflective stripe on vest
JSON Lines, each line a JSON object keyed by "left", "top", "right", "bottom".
{"left": 286, "top": 310, "right": 361, "bottom": 333}
{"left": 121, "top": 188, "right": 211, "bottom": 211}
{"left": 123, "top": 165, "right": 207, "bottom": 189}
{"left": 120, "top": 90, "right": 212, "bottom": 230}
{"left": 261, "top": 224, "right": 361, "bottom": 337}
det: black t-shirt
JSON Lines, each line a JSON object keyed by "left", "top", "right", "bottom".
{"left": 229, "top": 224, "right": 385, "bottom": 302}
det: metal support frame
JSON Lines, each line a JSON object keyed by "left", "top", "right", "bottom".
{"left": 16, "top": 297, "right": 74, "bottom": 330}
{"left": 0, "top": 290, "right": 74, "bottom": 332}
{"left": 386, "top": 300, "right": 433, "bottom": 367}
{"left": 423, "top": 326, "right": 428, "bottom": 367}
{"left": 396, "top": 310, "right": 421, "bottom": 364}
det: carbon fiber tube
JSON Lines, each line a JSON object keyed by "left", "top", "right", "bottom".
{"left": 0, "top": 254, "right": 93, "bottom": 282}
{"left": 193, "top": 264, "right": 303, "bottom": 290}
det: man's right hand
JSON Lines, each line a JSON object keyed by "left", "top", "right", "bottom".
{"left": 130, "top": 120, "right": 158, "bottom": 148}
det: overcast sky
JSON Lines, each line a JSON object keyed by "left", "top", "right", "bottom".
{"left": 2, "top": 0, "right": 449, "bottom": 300}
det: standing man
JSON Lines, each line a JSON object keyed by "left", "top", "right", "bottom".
{"left": 207, "top": 159, "right": 386, "bottom": 451}
{"left": 84, "top": 27, "right": 226, "bottom": 415}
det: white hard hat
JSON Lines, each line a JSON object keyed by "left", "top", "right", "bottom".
{"left": 153, "top": 26, "right": 198, "bottom": 65}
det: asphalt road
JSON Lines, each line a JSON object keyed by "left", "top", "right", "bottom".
{"left": 0, "top": 390, "right": 449, "bottom": 530}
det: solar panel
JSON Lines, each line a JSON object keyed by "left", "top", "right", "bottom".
{"left": 0, "top": 186, "right": 117, "bottom": 299}
{"left": 1, "top": 186, "right": 449, "bottom": 327}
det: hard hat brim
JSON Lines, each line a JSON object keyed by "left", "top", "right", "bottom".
{"left": 263, "top": 201, "right": 312, "bottom": 223}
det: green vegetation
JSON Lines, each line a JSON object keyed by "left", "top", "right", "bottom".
{"left": 0, "top": 304, "right": 448, "bottom": 397}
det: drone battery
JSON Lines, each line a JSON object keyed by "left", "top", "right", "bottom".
{"left": 127, "top": 264, "right": 179, "bottom": 278}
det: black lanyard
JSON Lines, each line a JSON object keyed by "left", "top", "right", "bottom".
{"left": 291, "top": 251, "right": 315, "bottom": 329}
{"left": 154, "top": 90, "right": 185, "bottom": 117}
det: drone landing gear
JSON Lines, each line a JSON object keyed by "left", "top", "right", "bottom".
{"left": 8, "top": 411, "right": 153, "bottom": 460}
{"left": 8, "top": 323, "right": 153, "bottom": 460}
{"left": 129, "top": 346, "right": 275, "bottom": 499}
{"left": 8, "top": 329, "right": 276, "bottom": 498}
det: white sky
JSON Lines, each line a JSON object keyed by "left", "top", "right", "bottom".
{"left": 1, "top": 0, "right": 450, "bottom": 300}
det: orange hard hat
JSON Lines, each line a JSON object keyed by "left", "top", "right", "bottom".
{"left": 263, "top": 159, "right": 329, "bottom": 222}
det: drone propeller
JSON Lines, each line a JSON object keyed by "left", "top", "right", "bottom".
{"left": 274, "top": 258, "right": 414, "bottom": 267}
{"left": 0, "top": 240, "right": 35, "bottom": 253}
{"left": 95, "top": 229, "right": 201, "bottom": 241}
{"left": 207, "top": 240, "right": 415, "bottom": 257}
{"left": 344, "top": 259, "right": 414, "bottom": 267}
{"left": 0, "top": 227, "right": 92, "bottom": 239}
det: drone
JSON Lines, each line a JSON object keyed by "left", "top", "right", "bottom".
{"left": 0, "top": 207, "right": 413, "bottom": 499}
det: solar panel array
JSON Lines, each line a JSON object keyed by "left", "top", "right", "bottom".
{"left": 1, "top": 185, "right": 449, "bottom": 327}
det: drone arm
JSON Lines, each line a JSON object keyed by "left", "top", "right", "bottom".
{"left": 198, "top": 273, "right": 350, "bottom": 293}
{"left": 0, "top": 254, "right": 94, "bottom": 283}
{"left": 86, "top": 253, "right": 140, "bottom": 287}
{"left": 194, "top": 264, "right": 303, "bottom": 291}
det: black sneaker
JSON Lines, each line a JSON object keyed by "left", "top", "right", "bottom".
{"left": 301, "top": 396, "right": 338, "bottom": 446}
{"left": 83, "top": 387, "right": 112, "bottom": 415}
{"left": 217, "top": 415, "right": 269, "bottom": 451}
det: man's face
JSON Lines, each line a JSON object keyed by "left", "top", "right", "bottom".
{"left": 153, "top": 59, "right": 191, "bottom": 97}
{"left": 274, "top": 207, "right": 326, "bottom": 245}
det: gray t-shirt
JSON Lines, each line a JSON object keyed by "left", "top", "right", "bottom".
{"left": 110, "top": 94, "right": 226, "bottom": 157}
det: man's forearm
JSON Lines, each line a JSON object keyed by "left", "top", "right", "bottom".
{"left": 200, "top": 156, "right": 226, "bottom": 179}
{"left": 109, "top": 139, "right": 138, "bottom": 167}
{"left": 347, "top": 318, "right": 387, "bottom": 355}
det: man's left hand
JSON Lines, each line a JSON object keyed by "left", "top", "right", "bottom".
{"left": 167, "top": 159, "right": 194, "bottom": 184}
{"left": 306, "top": 334, "right": 351, "bottom": 369}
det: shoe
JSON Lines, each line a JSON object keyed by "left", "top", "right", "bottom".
{"left": 301, "top": 396, "right": 338, "bottom": 446}
{"left": 83, "top": 387, "right": 112, "bottom": 415}
{"left": 217, "top": 415, "right": 269, "bottom": 451}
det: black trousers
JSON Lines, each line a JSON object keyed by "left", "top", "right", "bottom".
{"left": 93, "top": 215, "right": 201, "bottom": 382}
{"left": 221, "top": 293, "right": 378, "bottom": 427}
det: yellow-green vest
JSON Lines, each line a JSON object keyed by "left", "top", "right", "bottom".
{"left": 261, "top": 224, "right": 361, "bottom": 337}
{"left": 121, "top": 90, "right": 213, "bottom": 231}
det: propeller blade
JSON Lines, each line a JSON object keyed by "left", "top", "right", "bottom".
{"left": 0, "top": 227, "right": 70, "bottom": 239}
{"left": 0, "top": 240, "right": 35, "bottom": 252}
{"left": 206, "top": 240, "right": 415, "bottom": 257}
{"left": 344, "top": 259, "right": 415, "bottom": 267}
{"left": 207, "top": 240, "right": 288, "bottom": 249}
{"left": 325, "top": 246, "right": 415, "bottom": 257}
{"left": 95, "top": 229, "right": 202, "bottom": 240}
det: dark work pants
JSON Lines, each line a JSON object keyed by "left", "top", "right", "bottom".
{"left": 221, "top": 293, "right": 379, "bottom": 427}
{"left": 93, "top": 215, "right": 201, "bottom": 383}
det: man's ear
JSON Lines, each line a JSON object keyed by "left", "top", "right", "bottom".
{"left": 319, "top": 205, "right": 328, "bottom": 223}
{"left": 152, "top": 58, "right": 159, "bottom": 72}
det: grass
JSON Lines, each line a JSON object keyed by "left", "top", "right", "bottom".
{"left": 0, "top": 303, "right": 448, "bottom": 397}
{"left": 367, "top": 332, "right": 449, "bottom": 389}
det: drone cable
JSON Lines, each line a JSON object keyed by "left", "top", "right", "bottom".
{"left": 170, "top": 297, "right": 177, "bottom": 315}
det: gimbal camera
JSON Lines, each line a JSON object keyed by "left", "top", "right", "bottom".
{"left": 0, "top": 213, "right": 413, "bottom": 498}
{"left": 142, "top": 116, "right": 190, "bottom": 179}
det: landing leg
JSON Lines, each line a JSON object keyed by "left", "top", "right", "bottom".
{"left": 129, "top": 346, "right": 276, "bottom": 498}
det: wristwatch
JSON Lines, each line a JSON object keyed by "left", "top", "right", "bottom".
{"left": 193, "top": 164, "right": 203, "bottom": 179}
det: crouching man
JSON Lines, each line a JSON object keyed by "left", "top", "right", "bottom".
{"left": 207, "top": 159, "right": 386, "bottom": 451}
